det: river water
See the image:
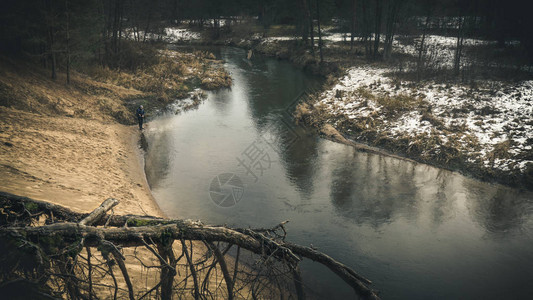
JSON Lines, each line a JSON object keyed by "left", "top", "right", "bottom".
{"left": 144, "top": 47, "right": 533, "bottom": 299}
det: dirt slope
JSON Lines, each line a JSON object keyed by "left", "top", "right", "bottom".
{"left": 0, "top": 57, "right": 161, "bottom": 216}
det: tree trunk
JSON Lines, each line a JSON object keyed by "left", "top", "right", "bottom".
{"left": 172, "top": 0, "right": 180, "bottom": 25}
{"left": 300, "top": 0, "right": 311, "bottom": 45}
{"left": 373, "top": 0, "right": 382, "bottom": 59}
{"left": 417, "top": 13, "right": 431, "bottom": 81}
{"left": 382, "top": 0, "right": 401, "bottom": 61}
{"left": 79, "top": 198, "right": 118, "bottom": 226}
{"left": 350, "top": 0, "right": 357, "bottom": 50}
{"left": 65, "top": 0, "right": 71, "bottom": 84}
{"left": 362, "top": 0, "right": 371, "bottom": 56}
{"left": 316, "top": 0, "right": 323, "bottom": 63}
{"left": 112, "top": 0, "right": 120, "bottom": 54}
{"left": 454, "top": 16, "right": 466, "bottom": 77}
{"left": 309, "top": 9, "right": 315, "bottom": 53}
{"left": 143, "top": 2, "right": 154, "bottom": 42}
{"left": 1, "top": 221, "right": 379, "bottom": 299}
{"left": 117, "top": 0, "right": 123, "bottom": 53}
{"left": 45, "top": 0, "right": 57, "bottom": 80}
{"left": 157, "top": 242, "right": 177, "bottom": 300}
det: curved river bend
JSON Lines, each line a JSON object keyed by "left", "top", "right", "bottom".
{"left": 144, "top": 47, "right": 533, "bottom": 299}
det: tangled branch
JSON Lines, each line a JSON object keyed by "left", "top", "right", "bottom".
{"left": 0, "top": 191, "right": 380, "bottom": 299}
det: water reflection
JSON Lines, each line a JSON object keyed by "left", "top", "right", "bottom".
{"left": 429, "top": 170, "right": 455, "bottom": 226}
{"left": 229, "top": 49, "right": 321, "bottom": 133}
{"left": 144, "top": 120, "right": 174, "bottom": 189}
{"left": 328, "top": 153, "right": 421, "bottom": 227}
{"left": 146, "top": 47, "right": 533, "bottom": 299}
{"left": 326, "top": 148, "right": 533, "bottom": 236}
{"left": 279, "top": 126, "right": 320, "bottom": 199}
{"left": 465, "top": 181, "right": 533, "bottom": 235}
{"left": 210, "top": 89, "right": 234, "bottom": 116}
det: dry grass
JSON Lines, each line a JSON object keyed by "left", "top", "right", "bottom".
{"left": 487, "top": 140, "right": 512, "bottom": 161}
{"left": 83, "top": 50, "right": 231, "bottom": 102}
{"left": 201, "top": 68, "right": 232, "bottom": 90}
{"left": 356, "top": 87, "right": 424, "bottom": 116}
{"left": 375, "top": 93, "right": 424, "bottom": 113}
{"left": 294, "top": 100, "right": 334, "bottom": 128}
{"left": 0, "top": 56, "right": 140, "bottom": 124}
{"left": 421, "top": 111, "right": 445, "bottom": 129}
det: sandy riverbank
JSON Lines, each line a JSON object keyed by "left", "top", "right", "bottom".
{"left": 0, "top": 54, "right": 165, "bottom": 217}
{"left": 0, "top": 47, "right": 231, "bottom": 215}
{"left": 0, "top": 107, "right": 162, "bottom": 217}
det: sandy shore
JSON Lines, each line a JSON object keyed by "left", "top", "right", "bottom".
{"left": 0, "top": 107, "right": 162, "bottom": 217}
{"left": 0, "top": 55, "right": 165, "bottom": 217}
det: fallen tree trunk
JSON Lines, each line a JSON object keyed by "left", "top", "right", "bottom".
{"left": 1, "top": 223, "right": 299, "bottom": 264}
{"left": 0, "top": 191, "right": 380, "bottom": 299}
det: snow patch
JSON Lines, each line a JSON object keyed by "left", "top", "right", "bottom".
{"left": 317, "top": 65, "right": 533, "bottom": 174}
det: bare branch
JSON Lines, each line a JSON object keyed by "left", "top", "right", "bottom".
{"left": 80, "top": 198, "right": 119, "bottom": 226}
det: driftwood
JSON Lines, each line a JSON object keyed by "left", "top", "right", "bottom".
{"left": 0, "top": 191, "right": 380, "bottom": 299}
{"left": 79, "top": 198, "right": 119, "bottom": 226}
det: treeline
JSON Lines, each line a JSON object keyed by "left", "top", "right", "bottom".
{"left": 1, "top": 0, "right": 178, "bottom": 81}
{"left": 172, "top": 0, "right": 533, "bottom": 65}
{"left": 1, "top": 0, "right": 532, "bottom": 81}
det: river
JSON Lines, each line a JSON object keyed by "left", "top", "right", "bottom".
{"left": 144, "top": 47, "right": 533, "bottom": 299}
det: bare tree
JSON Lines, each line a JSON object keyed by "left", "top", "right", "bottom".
{"left": 382, "top": 0, "right": 402, "bottom": 61}
{"left": 373, "top": 0, "right": 382, "bottom": 59}
{"left": 44, "top": 0, "right": 57, "bottom": 80}
{"left": 316, "top": 0, "right": 323, "bottom": 63}
{"left": 417, "top": 13, "right": 432, "bottom": 81}
{"left": 350, "top": 0, "right": 357, "bottom": 50}
{"left": 65, "top": 0, "right": 71, "bottom": 84}
{"left": 454, "top": 15, "right": 466, "bottom": 77}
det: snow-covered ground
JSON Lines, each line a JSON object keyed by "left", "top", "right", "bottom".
{"left": 393, "top": 35, "right": 493, "bottom": 69}
{"left": 163, "top": 28, "right": 201, "bottom": 42}
{"left": 317, "top": 66, "right": 533, "bottom": 174}
{"left": 321, "top": 31, "right": 527, "bottom": 71}
{"left": 125, "top": 28, "right": 201, "bottom": 43}
{"left": 257, "top": 32, "right": 488, "bottom": 69}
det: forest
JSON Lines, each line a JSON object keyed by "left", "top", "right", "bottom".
{"left": 2, "top": 0, "right": 532, "bottom": 77}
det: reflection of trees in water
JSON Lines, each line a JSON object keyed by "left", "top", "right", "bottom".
{"left": 429, "top": 169, "right": 455, "bottom": 225}
{"left": 242, "top": 56, "right": 319, "bottom": 134}
{"left": 328, "top": 149, "right": 533, "bottom": 233}
{"left": 144, "top": 122, "right": 173, "bottom": 189}
{"left": 279, "top": 127, "right": 320, "bottom": 199}
{"left": 329, "top": 153, "right": 472, "bottom": 229}
{"left": 217, "top": 47, "right": 322, "bottom": 200}
{"left": 330, "top": 152, "right": 357, "bottom": 211}
{"left": 209, "top": 87, "right": 239, "bottom": 117}
{"left": 329, "top": 153, "right": 421, "bottom": 227}
{"left": 465, "top": 181, "right": 533, "bottom": 234}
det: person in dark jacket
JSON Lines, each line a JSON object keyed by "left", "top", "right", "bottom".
{"left": 136, "top": 105, "right": 145, "bottom": 130}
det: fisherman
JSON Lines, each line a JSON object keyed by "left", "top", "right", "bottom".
{"left": 136, "top": 105, "right": 145, "bottom": 130}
